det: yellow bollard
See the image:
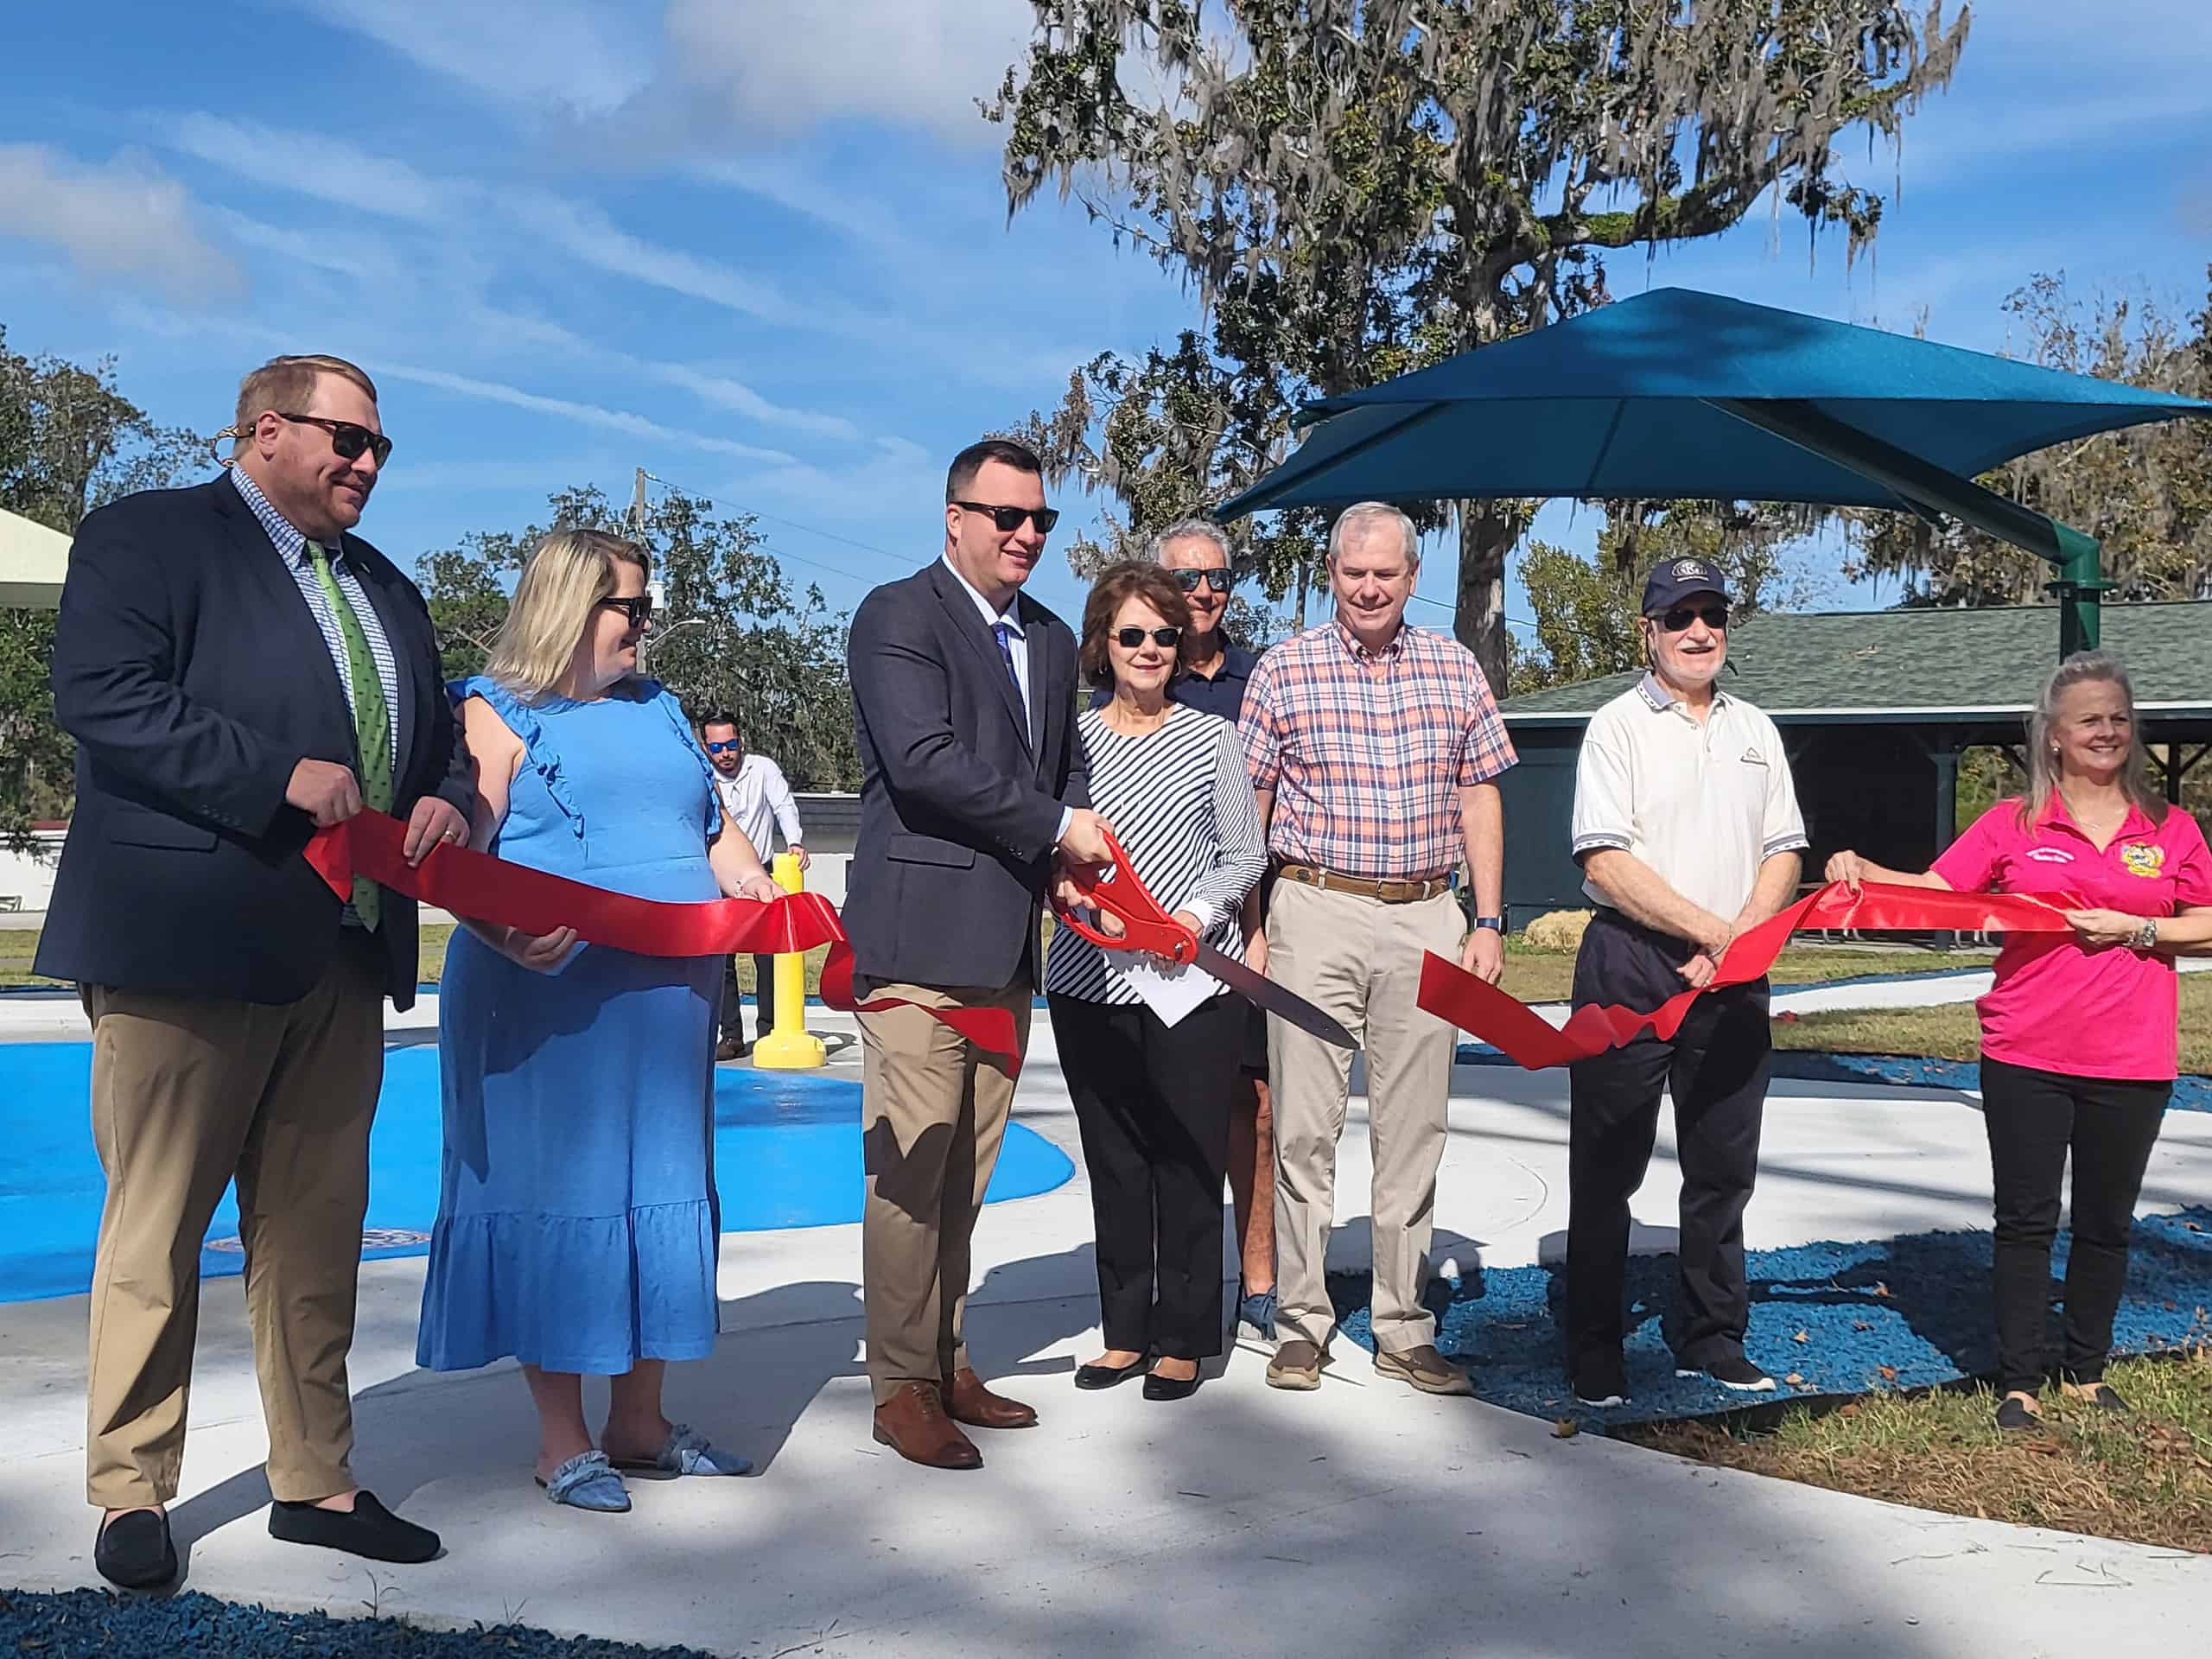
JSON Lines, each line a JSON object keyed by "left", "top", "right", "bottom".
{"left": 751, "top": 851, "right": 826, "bottom": 1070}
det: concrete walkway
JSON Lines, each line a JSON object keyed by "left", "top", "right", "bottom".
{"left": 3, "top": 998, "right": 2209, "bottom": 1656}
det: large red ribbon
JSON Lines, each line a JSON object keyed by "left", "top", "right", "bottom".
{"left": 1418, "top": 881, "right": 2080, "bottom": 1071}
{"left": 306, "top": 810, "right": 1024, "bottom": 1073}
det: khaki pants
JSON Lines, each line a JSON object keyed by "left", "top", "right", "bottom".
{"left": 855, "top": 976, "right": 1033, "bottom": 1405}
{"left": 82, "top": 939, "right": 385, "bottom": 1509}
{"left": 1266, "top": 880, "right": 1465, "bottom": 1354}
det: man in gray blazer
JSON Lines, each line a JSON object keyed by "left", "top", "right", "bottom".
{"left": 845, "top": 437, "right": 1107, "bottom": 1470}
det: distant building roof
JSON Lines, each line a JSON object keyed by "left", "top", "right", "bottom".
{"left": 1499, "top": 601, "right": 2212, "bottom": 726}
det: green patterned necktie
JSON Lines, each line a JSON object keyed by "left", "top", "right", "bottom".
{"left": 305, "top": 539, "right": 394, "bottom": 928}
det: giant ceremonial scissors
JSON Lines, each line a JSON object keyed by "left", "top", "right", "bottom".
{"left": 1054, "top": 829, "right": 1357, "bottom": 1050}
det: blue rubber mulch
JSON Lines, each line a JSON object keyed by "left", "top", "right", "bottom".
{"left": 0, "top": 1043, "right": 1073, "bottom": 1306}
{"left": 0, "top": 1588, "right": 715, "bottom": 1657}
{"left": 1328, "top": 1206, "right": 2212, "bottom": 1425}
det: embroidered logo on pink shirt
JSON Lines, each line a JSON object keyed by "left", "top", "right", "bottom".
{"left": 2121, "top": 842, "right": 2167, "bottom": 878}
{"left": 2024, "top": 847, "right": 2075, "bottom": 864}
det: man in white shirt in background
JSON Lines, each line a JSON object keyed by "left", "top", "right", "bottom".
{"left": 699, "top": 712, "right": 810, "bottom": 1059}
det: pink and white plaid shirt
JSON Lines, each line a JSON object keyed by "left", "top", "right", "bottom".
{"left": 1240, "top": 620, "right": 1516, "bottom": 881}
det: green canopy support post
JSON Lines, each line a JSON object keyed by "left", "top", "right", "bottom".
{"left": 1709, "top": 398, "right": 2109, "bottom": 661}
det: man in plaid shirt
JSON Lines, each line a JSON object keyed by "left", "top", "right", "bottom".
{"left": 1240, "top": 501, "right": 1514, "bottom": 1395}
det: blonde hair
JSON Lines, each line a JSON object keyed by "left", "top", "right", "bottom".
{"left": 484, "top": 530, "right": 651, "bottom": 702}
{"left": 2019, "top": 649, "right": 2164, "bottom": 828}
{"left": 230, "top": 354, "right": 379, "bottom": 456}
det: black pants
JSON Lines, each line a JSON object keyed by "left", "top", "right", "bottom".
{"left": 1980, "top": 1054, "right": 2168, "bottom": 1395}
{"left": 1050, "top": 993, "right": 1239, "bottom": 1360}
{"left": 720, "top": 955, "right": 777, "bottom": 1046}
{"left": 1565, "top": 910, "right": 1770, "bottom": 1373}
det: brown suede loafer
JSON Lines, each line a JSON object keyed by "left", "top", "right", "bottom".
{"left": 1372, "top": 1343, "right": 1474, "bottom": 1396}
{"left": 1265, "top": 1339, "right": 1325, "bottom": 1391}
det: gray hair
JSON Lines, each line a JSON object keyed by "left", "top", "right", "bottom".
{"left": 2019, "top": 650, "right": 2163, "bottom": 827}
{"left": 1146, "top": 518, "right": 1232, "bottom": 565}
{"left": 1328, "top": 501, "right": 1420, "bottom": 566}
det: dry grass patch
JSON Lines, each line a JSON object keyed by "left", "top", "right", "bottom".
{"left": 1626, "top": 1350, "right": 2212, "bottom": 1554}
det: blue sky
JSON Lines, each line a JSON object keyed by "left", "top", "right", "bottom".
{"left": 2, "top": 0, "right": 2207, "bottom": 638}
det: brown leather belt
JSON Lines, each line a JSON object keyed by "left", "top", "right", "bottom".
{"left": 1276, "top": 862, "right": 1452, "bottom": 904}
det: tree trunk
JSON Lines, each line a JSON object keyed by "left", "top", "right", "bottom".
{"left": 1454, "top": 502, "right": 1519, "bottom": 698}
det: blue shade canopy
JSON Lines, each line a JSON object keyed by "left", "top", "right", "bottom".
{"left": 1214, "top": 287, "right": 2212, "bottom": 518}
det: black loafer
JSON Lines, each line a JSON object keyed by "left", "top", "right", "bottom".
{"left": 95, "top": 1509, "right": 178, "bottom": 1590}
{"left": 1142, "top": 1370, "right": 1200, "bottom": 1402}
{"left": 268, "top": 1491, "right": 441, "bottom": 1564}
{"left": 1073, "top": 1355, "right": 1151, "bottom": 1391}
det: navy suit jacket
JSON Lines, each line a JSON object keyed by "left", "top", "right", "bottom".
{"left": 35, "top": 474, "right": 474, "bottom": 1012}
{"left": 842, "top": 560, "right": 1089, "bottom": 990}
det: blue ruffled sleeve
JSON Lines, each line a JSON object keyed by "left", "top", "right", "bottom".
{"left": 449, "top": 675, "right": 587, "bottom": 842}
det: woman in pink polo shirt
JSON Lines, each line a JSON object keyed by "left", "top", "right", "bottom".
{"left": 1828, "top": 651, "right": 2212, "bottom": 1433}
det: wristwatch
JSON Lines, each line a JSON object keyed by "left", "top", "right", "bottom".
{"left": 1474, "top": 916, "right": 1505, "bottom": 932}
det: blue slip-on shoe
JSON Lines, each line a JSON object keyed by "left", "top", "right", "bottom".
{"left": 537, "top": 1450, "right": 632, "bottom": 1511}
{"left": 608, "top": 1422, "right": 752, "bottom": 1478}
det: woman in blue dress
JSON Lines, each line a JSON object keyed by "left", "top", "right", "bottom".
{"left": 420, "top": 529, "right": 783, "bottom": 1512}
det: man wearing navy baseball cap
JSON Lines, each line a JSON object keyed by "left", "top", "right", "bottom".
{"left": 1559, "top": 558, "right": 1809, "bottom": 1408}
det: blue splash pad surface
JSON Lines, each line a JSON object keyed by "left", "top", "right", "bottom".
{"left": 0, "top": 1043, "right": 1072, "bottom": 1306}
{"left": 1330, "top": 1207, "right": 2212, "bottom": 1426}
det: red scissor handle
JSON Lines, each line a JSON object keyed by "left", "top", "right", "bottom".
{"left": 1053, "top": 827, "right": 1198, "bottom": 964}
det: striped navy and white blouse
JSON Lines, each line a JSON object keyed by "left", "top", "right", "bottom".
{"left": 1045, "top": 702, "right": 1268, "bottom": 1006}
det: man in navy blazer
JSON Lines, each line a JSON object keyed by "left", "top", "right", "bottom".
{"left": 38, "top": 355, "right": 473, "bottom": 1587}
{"left": 845, "top": 437, "right": 1109, "bottom": 1470}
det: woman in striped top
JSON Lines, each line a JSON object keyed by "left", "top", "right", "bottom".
{"left": 1046, "top": 561, "right": 1267, "bottom": 1401}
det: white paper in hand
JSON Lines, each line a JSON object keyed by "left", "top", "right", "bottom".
{"left": 1112, "top": 954, "right": 1218, "bottom": 1028}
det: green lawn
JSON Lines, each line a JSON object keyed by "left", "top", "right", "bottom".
{"left": 1774, "top": 969, "right": 2212, "bottom": 1074}
{"left": 1629, "top": 1348, "right": 2212, "bottom": 1554}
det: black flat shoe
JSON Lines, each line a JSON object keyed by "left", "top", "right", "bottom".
{"left": 95, "top": 1509, "right": 178, "bottom": 1590}
{"left": 1142, "top": 1370, "right": 1200, "bottom": 1402}
{"left": 1073, "top": 1354, "right": 1151, "bottom": 1390}
{"left": 268, "top": 1491, "right": 441, "bottom": 1564}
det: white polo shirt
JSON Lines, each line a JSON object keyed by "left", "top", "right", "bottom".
{"left": 1570, "top": 674, "right": 1809, "bottom": 920}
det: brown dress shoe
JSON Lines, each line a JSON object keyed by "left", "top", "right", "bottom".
{"left": 944, "top": 1367, "right": 1039, "bottom": 1429}
{"left": 873, "top": 1382, "right": 982, "bottom": 1470}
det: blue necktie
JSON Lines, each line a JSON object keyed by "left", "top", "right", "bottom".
{"left": 992, "top": 621, "right": 1030, "bottom": 738}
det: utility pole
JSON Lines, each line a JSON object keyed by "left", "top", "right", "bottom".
{"left": 628, "top": 467, "right": 649, "bottom": 541}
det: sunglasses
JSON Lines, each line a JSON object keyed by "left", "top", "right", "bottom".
{"left": 956, "top": 500, "right": 1060, "bottom": 535}
{"left": 702, "top": 739, "right": 742, "bottom": 754}
{"left": 598, "top": 594, "right": 655, "bottom": 628}
{"left": 276, "top": 412, "right": 393, "bottom": 467}
{"left": 1170, "top": 568, "right": 1232, "bottom": 594}
{"left": 1656, "top": 603, "right": 1730, "bottom": 632}
{"left": 1113, "top": 626, "right": 1183, "bottom": 649}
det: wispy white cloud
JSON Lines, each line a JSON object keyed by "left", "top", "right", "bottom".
{"left": 166, "top": 114, "right": 461, "bottom": 224}
{"left": 378, "top": 362, "right": 800, "bottom": 466}
{"left": 283, "top": 0, "right": 653, "bottom": 117}
{"left": 642, "top": 363, "right": 861, "bottom": 442}
{"left": 652, "top": 0, "right": 1033, "bottom": 146}
{"left": 0, "top": 143, "right": 242, "bottom": 302}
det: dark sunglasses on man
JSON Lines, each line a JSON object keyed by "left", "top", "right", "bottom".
{"left": 1657, "top": 602, "right": 1729, "bottom": 633}
{"left": 276, "top": 412, "right": 394, "bottom": 467}
{"left": 1170, "top": 568, "right": 1232, "bottom": 594}
{"left": 956, "top": 501, "right": 1060, "bottom": 535}
{"left": 702, "top": 738, "right": 742, "bottom": 755}
{"left": 598, "top": 594, "right": 655, "bottom": 628}
{"left": 1114, "top": 626, "right": 1183, "bottom": 649}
